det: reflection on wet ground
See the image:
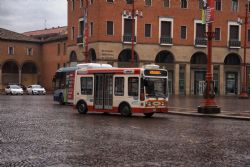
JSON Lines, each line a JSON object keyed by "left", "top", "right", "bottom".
{"left": 169, "top": 95, "right": 250, "bottom": 117}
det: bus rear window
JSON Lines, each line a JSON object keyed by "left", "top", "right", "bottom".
{"left": 128, "top": 77, "right": 139, "bottom": 96}
{"left": 81, "top": 77, "right": 93, "bottom": 95}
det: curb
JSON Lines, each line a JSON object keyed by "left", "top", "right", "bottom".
{"left": 166, "top": 111, "right": 250, "bottom": 121}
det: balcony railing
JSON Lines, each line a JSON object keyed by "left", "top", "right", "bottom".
{"left": 123, "top": 35, "right": 136, "bottom": 43}
{"left": 77, "top": 35, "right": 83, "bottom": 44}
{"left": 160, "top": 36, "right": 173, "bottom": 45}
{"left": 229, "top": 39, "right": 241, "bottom": 48}
{"left": 195, "top": 37, "right": 207, "bottom": 46}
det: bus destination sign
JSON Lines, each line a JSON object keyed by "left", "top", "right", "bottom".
{"left": 144, "top": 69, "right": 167, "bottom": 76}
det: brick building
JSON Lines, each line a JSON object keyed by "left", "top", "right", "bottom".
{"left": 67, "top": 0, "right": 250, "bottom": 96}
{"left": 0, "top": 27, "right": 67, "bottom": 91}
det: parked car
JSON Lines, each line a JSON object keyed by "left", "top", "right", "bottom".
{"left": 27, "top": 85, "right": 46, "bottom": 95}
{"left": 8, "top": 83, "right": 27, "bottom": 92}
{"left": 5, "top": 85, "right": 24, "bottom": 95}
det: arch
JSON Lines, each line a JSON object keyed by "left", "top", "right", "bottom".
{"left": 190, "top": 52, "right": 207, "bottom": 64}
{"left": 21, "top": 62, "right": 38, "bottom": 86}
{"left": 2, "top": 60, "right": 18, "bottom": 73}
{"left": 224, "top": 53, "right": 241, "bottom": 65}
{"left": 21, "top": 62, "right": 37, "bottom": 74}
{"left": 2, "top": 60, "right": 19, "bottom": 85}
{"left": 118, "top": 49, "right": 139, "bottom": 67}
{"left": 69, "top": 51, "right": 78, "bottom": 62}
{"left": 155, "top": 50, "right": 174, "bottom": 63}
{"left": 88, "top": 48, "right": 96, "bottom": 62}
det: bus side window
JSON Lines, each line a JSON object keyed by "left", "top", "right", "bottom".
{"left": 81, "top": 77, "right": 93, "bottom": 95}
{"left": 115, "top": 77, "right": 124, "bottom": 96}
{"left": 128, "top": 77, "right": 139, "bottom": 96}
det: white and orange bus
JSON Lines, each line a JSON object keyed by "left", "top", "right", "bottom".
{"left": 74, "top": 65, "right": 168, "bottom": 117}
{"left": 73, "top": 64, "right": 169, "bottom": 117}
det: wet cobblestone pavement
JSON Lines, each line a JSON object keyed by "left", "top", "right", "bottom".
{"left": 168, "top": 95, "right": 250, "bottom": 119}
{"left": 0, "top": 95, "right": 250, "bottom": 166}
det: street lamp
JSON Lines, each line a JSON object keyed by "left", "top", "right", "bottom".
{"left": 198, "top": 0, "right": 220, "bottom": 113}
{"left": 238, "top": 4, "right": 249, "bottom": 99}
{"left": 126, "top": 0, "right": 143, "bottom": 67}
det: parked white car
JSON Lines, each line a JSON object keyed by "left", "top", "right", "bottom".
{"left": 27, "top": 85, "right": 46, "bottom": 95}
{"left": 5, "top": 85, "right": 24, "bottom": 95}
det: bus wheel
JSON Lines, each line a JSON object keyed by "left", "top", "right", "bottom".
{"left": 144, "top": 112, "right": 154, "bottom": 118}
{"left": 119, "top": 104, "right": 132, "bottom": 117}
{"left": 77, "top": 101, "right": 88, "bottom": 114}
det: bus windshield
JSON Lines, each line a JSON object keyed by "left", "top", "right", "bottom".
{"left": 144, "top": 78, "right": 168, "bottom": 98}
{"left": 53, "top": 72, "right": 66, "bottom": 90}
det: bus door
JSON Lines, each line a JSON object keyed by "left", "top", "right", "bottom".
{"left": 94, "top": 74, "right": 113, "bottom": 110}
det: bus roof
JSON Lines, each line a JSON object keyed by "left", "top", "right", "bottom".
{"left": 56, "top": 66, "right": 80, "bottom": 73}
{"left": 56, "top": 63, "right": 113, "bottom": 73}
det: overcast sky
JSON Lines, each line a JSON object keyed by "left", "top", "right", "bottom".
{"left": 0, "top": 0, "right": 67, "bottom": 33}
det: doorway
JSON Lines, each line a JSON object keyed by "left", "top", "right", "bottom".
{"left": 226, "top": 72, "right": 238, "bottom": 94}
{"left": 94, "top": 74, "right": 113, "bottom": 109}
{"left": 194, "top": 71, "right": 206, "bottom": 95}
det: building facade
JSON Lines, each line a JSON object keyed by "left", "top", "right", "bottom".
{"left": 0, "top": 27, "right": 68, "bottom": 91}
{"left": 67, "top": 0, "right": 250, "bottom": 96}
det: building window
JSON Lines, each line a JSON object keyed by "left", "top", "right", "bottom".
{"left": 8, "top": 46, "right": 14, "bottom": 55}
{"left": 107, "top": 21, "right": 114, "bottom": 35}
{"left": 27, "top": 48, "right": 33, "bottom": 56}
{"left": 90, "top": 22, "right": 93, "bottom": 36}
{"left": 145, "top": 24, "right": 151, "bottom": 37}
{"left": 81, "top": 77, "right": 93, "bottom": 95}
{"left": 145, "top": 0, "right": 152, "bottom": 6}
{"left": 248, "top": 1, "right": 250, "bottom": 12}
{"left": 180, "top": 26, "right": 187, "bottom": 39}
{"left": 80, "top": 0, "right": 83, "bottom": 8}
{"left": 123, "top": 17, "right": 136, "bottom": 43}
{"left": 160, "top": 18, "right": 173, "bottom": 44}
{"left": 232, "top": 0, "right": 238, "bottom": 12}
{"left": 179, "top": 65, "right": 185, "bottom": 95}
{"left": 115, "top": 77, "right": 124, "bottom": 96}
{"left": 228, "top": 22, "right": 241, "bottom": 48}
{"left": 79, "top": 19, "right": 85, "bottom": 36}
{"left": 57, "top": 63, "right": 60, "bottom": 69}
{"left": 214, "top": 28, "right": 221, "bottom": 40}
{"left": 63, "top": 63, "right": 66, "bottom": 67}
{"left": 248, "top": 29, "right": 250, "bottom": 42}
{"left": 198, "top": 0, "right": 203, "bottom": 10}
{"left": 72, "top": 0, "right": 75, "bottom": 11}
{"left": 195, "top": 21, "right": 207, "bottom": 46}
{"left": 181, "top": 0, "right": 187, "bottom": 8}
{"left": 229, "top": 25, "right": 239, "bottom": 40}
{"left": 57, "top": 43, "right": 61, "bottom": 55}
{"left": 71, "top": 27, "right": 75, "bottom": 40}
{"left": 107, "top": 0, "right": 114, "bottom": 3}
{"left": 163, "top": 0, "right": 170, "bottom": 7}
{"left": 128, "top": 77, "right": 138, "bottom": 96}
{"left": 215, "top": 0, "right": 222, "bottom": 11}
{"left": 126, "top": 0, "right": 133, "bottom": 4}
{"left": 89, "top": 0, "right": 94, "bottom": 5}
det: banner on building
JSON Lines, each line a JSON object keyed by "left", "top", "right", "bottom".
{"left": 201, "top": 0, "right": 214, "bottom": 24}
{"left": 206, "top": 0, "right": 214, "bottom": 23}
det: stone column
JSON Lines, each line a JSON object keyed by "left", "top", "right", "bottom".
{"left": 185, "top": 64, "right": 191, "bottom": 95}
{"left": 19, "top": 69, "right": 22, "bottom": 84}
{"left": 219, "top": 64, "right": 224, "bottom": 95}
{"left": 174, "top": 64, "right": 179, "bottom": 95}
